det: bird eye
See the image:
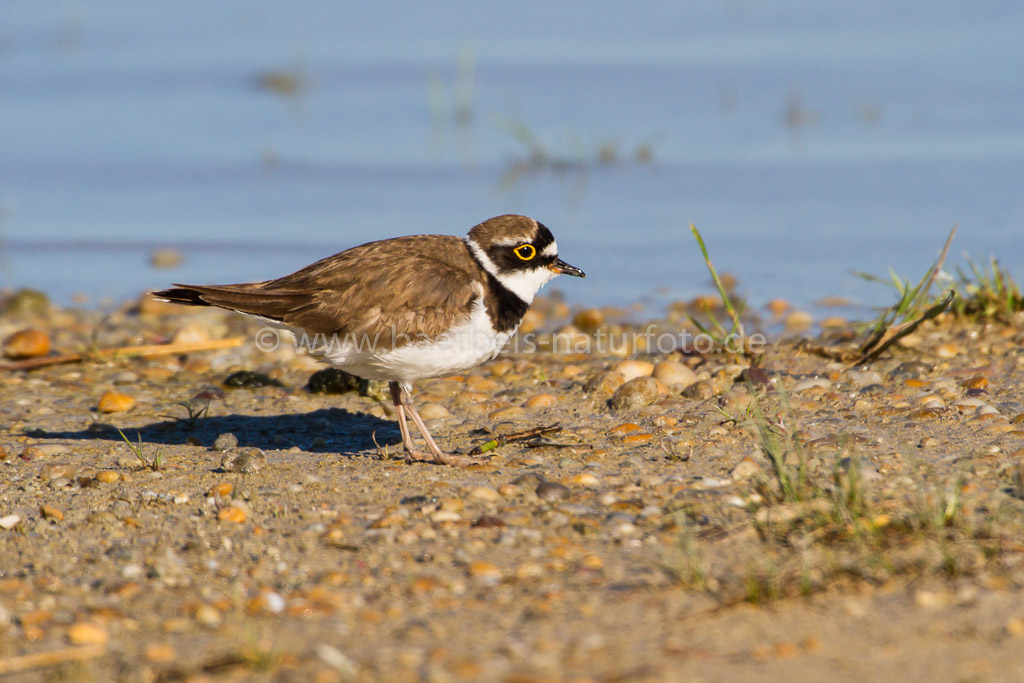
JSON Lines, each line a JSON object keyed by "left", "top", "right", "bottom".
{"left": 514, "top": 244, "right": 536, "bottom": 261}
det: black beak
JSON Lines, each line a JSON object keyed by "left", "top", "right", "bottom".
{"left": 548, "top": 258, "right": 586, "bottom": 278}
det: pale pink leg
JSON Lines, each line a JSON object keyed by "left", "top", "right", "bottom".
{"left": 389, "top": 381, "right": 485, "bottom": 467}
{"left": 388, "top": 381, "right": 419, "bottom": 462}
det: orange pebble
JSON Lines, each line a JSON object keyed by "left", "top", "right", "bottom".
{"left": 609, "top": 423, "right": 642, "bottom": 435}
{"left": 217, "top": 506, "right": 247, "bottom": 523}
{"left": 98, "top": 391, "right": 136, "bottom": 413}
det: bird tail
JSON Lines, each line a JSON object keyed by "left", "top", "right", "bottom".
{"left": 151, "top": 283, "right": 304, "bottom": 322}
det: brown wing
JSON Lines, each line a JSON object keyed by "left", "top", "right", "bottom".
{"left": 153, "top": 235, "right": 484, "bottom": 346}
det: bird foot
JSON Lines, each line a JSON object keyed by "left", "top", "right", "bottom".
{"left": 402, "top": 448, "right": 488, "bottom": 468}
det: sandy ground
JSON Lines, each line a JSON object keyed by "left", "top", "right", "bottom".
{"left": 2, "top": 298, "right": 1024, "bottom": 681}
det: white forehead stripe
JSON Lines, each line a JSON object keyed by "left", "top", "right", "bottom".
{"left": 489, "top": 237, "right": 559, "bottom": 257}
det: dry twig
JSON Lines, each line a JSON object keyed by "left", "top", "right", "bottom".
{"left": 0, "top": 338, "right": 244, "bottom": 372}
{"left": 0, "top": 644, "right": 105, "bottom": 675}
{"left": 469, "top": 423, "right": 562, "bottom": 455}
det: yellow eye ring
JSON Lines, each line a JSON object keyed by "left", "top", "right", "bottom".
{"left": 514, "top": 244, "right": 536, "bottom": 261}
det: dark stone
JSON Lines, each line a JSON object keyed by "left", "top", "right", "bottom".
{"left": 400, "top": 495, "right": 438, "bottom": 506}
{"left": 212, "top": 433, "right": 238, "bottom": 451}
{"left": 472, "top": 515, "right": 506, "bottom": 528}
{"left": 536, "top": 480, "right": 571, "bottom": 502}
{"left": 224, "top": 370, "right": 284, "bottom": 389}
{"left": 4, "top": 288, "right": 50, "bottom": 315}
{"left": 682, "top": 380, "right": 715, "bottom": 400}
{"left": 741, "top": 365, "right": 770, "bottom": 385}
{"left": 307, "top": 368, "right": 362, "bottom": 395}
{"left": 887, "top": 361, "right": 932, "bottom": 380}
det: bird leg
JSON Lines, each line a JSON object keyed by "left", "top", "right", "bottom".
{"left": 388, "top": 381, "right": 418, "bottom": 460}
{"left": 388, "top": 381, "right": 485, "bottom": 467}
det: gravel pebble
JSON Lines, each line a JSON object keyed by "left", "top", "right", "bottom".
{"left": 730, "top": 457, "right": 761, "bottom": 480}
{"left": 524, "top": 393, "right": 558, "bottom": 409}
{"left": 585, "top": 371, "right": 626, "bottom": 396}
{"left": 784, "top": 310, "right": 813, "bottom": 331}
{"left": 610, "top": 377, "right": 660, "bottom": 410}
{"left": 682, "top": 380, "right": 716, "bottom": 399}
{"left": 4, "top": 329, "right": 51, "bottom": 359}
{"left": 5, "top": 288, "right": 49, "bottom": 314}
{"left": 40, "top": 463, "right": 75, "bottom": 480}
{"left": 171, "top": 322, "right": 210, "bottom": 345}
{"left": 221, "top": 448, "right": 267, "bottom": 474}
{"left": 846, "top": 370, "right": 883, "bottom": 387}
{"left": 144, "top": 642, "right": 177, "bottom": 663}
{"left": 212, "top": 432, "right": 239, "bottom": 451}
{"left": 467, "top": 486, "right": 502, "bottom": 502}
{"left": 98, "top": 390, "right": 136, "bottom": 413}
{"left": 218, "top": 506, "right": 248, "bottom": 523}
{"left": 67, "top": 621, "right": 108, "bottom": 645}
{"left": 536, "top": 481, "right": 571, "bottom": 502}
{"left": 418, "top": 403, "right": 450, "bottom": 420}
{"left": 612, "top": 359, "right": 655, "bottom": 382}
{"left": 793, "top": 378, "right": 831, "bottom": 393}
{"left": 224, "top": 370, "right": 284, "bottom": 388}
{"left": 652, "top": 360, "right": 697, "bottom": 389}
{"left": 888, "top": 361, "right": 932, "bottom": 379}
{"left": 95, "top": 470, "right": 120, "bottom": 483}
{"left": 0, "top": 514, "right": 21, "bottom": 530}
{"left": 307, "top": 368, "right": 362, "bottom": 394}
{"left": 570, "top": 472, "right": 601, "bottom": 488}
{"left": 573, "top": 308, "right": 605, "bottom": 331}
{"left": 22, "top": 444, "right": 72, "bottom": 459}
{"left": 467, "top": 561, "right": 502, "bottom": 585}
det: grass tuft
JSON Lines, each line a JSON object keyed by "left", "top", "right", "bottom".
{"left": 116, "top": 428, "right": 164, "bottom": 471}
{"left": 746, "top": 390, "right": 809, "bottom": 503}
{"left": 685, "top": 224, "right": 755, "bottom": 356}
{"left": 954, "top": 255, "right": 1024, "bottom": 319}
{"left": 851, "top": 225, "right": 957, "bottom": 364}
{"left": 663, "top": 512, "right": 708, "bottom": 589}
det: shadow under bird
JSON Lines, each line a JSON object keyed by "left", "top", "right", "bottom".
{"left": 152, "top": 214, "right": 585, "bottom": 466}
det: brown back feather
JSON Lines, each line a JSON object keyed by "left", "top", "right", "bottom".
{"left": 154, "top": 235, "right": 485, "bottom": 348}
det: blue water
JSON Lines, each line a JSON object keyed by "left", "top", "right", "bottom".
{"left": 2, "top": 1, "right": 1023, "bottom": 317}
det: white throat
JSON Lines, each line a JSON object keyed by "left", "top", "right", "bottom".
{"left": 467, "top": 238, "right": 557, "bottom": 304}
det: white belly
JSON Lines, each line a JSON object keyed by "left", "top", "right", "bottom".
{"left": 302, "top": 296, "right": 512, "bottom": 383}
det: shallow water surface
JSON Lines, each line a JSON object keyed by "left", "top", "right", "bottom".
{"left": 2, "top": 1, "right": 1022, "bottom": 317}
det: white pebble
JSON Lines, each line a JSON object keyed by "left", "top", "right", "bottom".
{"left": 793, "top": 377, "right": 831, "bottom": 393}
{"left": 122, "top": 564, "right": 145, "bottom": 580}
{"left": 611, "top": 359, "right": 655, "bottom": 382}
{"left": 316, "top": 644, "right": 359, "bottom": 676}
{"left": 261, "top": 590, "right": 285, "bottom": 614}
{"left": 431, "top": 510, "right": 461, "bottom": 523}
{"left": 846, "top": 370, "right": 883, "bottom": 387}
{"left": 954, "top": 398, "right": 985, "bottom": 409}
